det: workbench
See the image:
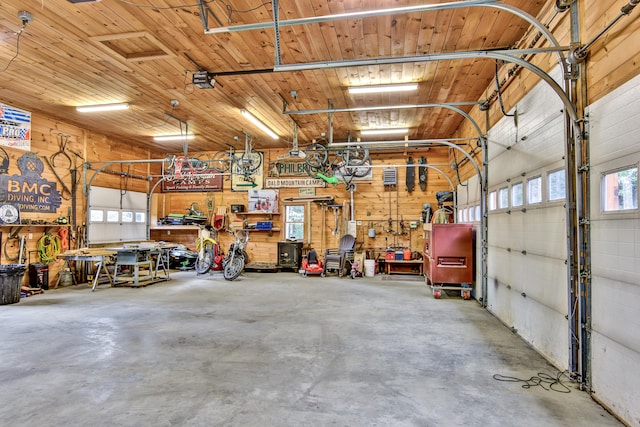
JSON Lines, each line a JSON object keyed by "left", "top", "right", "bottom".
{"left": 56, "top": 249, "right": 117, "bottom": 291}
{"left": 385, "top": 259, "right": 424, "bottom": 275}
{"left": 111, "top": 244, "right": 171, "bottom": 287}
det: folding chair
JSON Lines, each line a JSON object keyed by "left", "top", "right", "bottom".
{"left": 322, "top": 234, "right": 355, "bottom": 277}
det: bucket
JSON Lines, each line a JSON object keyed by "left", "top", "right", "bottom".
{"left": 364, "top": 259, "right": 376, "bottom": 277}
{"left": 59, "top": 269, "right": 74, "bottom": 287}
{"left": 403, "top": 249, "right": 411, "bottom": 260}
{"left": 0, "top": 264, "right": 27, "bottom": 305}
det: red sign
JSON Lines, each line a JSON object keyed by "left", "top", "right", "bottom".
{"left": 162, "top": 168, "right": 223, "bottom": 192}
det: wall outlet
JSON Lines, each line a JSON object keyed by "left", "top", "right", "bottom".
{"left": 28, "top": 233, "right": 33, "bottom": 239}
{"left": 167, "top": 230, "right": 171, "bottom": 235}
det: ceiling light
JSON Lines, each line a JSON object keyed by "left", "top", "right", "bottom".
{"left": 241, "top": 109, "right": 279, "bottom": 139}
{"left": 153, "top": 134, "right": 196, "bottom": 142}
{"left": 360, "top": 128, "right": 409, "bottom": 136}
{"left": 76, "top": 102, "right": 130, "bottom": 113}
{"left": 348, "top": 83, "right": 418, "bottom": 95}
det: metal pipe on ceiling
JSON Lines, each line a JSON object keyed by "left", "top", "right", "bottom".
{"left": 273, "top": 51, "right": 578, "bottom": 127}
{"left": 204, "top": 1, "right": 567, "bottom": 71}
{"left": 283, "top": 102, "right": 485, "bottom": 143}
{"left": 204, "top": 0, "right": 498, "bottom": 34}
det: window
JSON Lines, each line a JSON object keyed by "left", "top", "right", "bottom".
{"left": 122, "top": 211, "right": 133, "bottom": 223}
{"left": 107, "top": 210, "right": 119, "bottom": 222}
{"left": 90, "top": 209, "right": 104, "bottom": 222}
{"left": 468, "top": 207, "right": 474, "bottom": 222}
{"left": 285, "top": 205, "right": 305, "bottom": 240}
{"left": 463, "top": 208, "right": 469, "bottom": 222}
{"left": 498, "top": 187, "right": 509, "bottom": 209}
{"left": 548, "top": 169, "right": 566, "bottom": 201}
{"left": 489, "top": 191, "right": 497, "bottom": 211}
{"left": 135, "top": 212, "right": 146, "bottom": 223}
{"left": 458, "top": 209, "right": 464, "bottom": 223}
{"left": 475, "top": 205, "right": 481, "bottom": 221}
{"left": 527, "top": 176, "right": 542, "bottom": 204}
{"left": 602, "top": 166, "right": 638, "bottom": 212}
{"left": 512, "top": 182, "right": 523, "bottom": 207}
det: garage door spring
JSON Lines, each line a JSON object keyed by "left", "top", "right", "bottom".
{"left": 37, "top": 233, "right": 61, "bottom": 264}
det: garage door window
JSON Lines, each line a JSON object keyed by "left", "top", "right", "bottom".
{"left": 527, "top": 176, "right": 542, "bottom": 205}
{"left": 512, "top": 182, "right": 523, "bottom": 207}
{"left": 602, "top": 166, "right": 638, "bottom": 212}
{"left": 548, "top": 169, "right": 566, "bottom": 201}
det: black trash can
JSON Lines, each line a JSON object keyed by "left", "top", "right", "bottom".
{"left": 0, "top": 264, "right": 27, "bottom": 305}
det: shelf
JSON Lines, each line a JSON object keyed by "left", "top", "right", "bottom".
{"left": 242, "top": 228, "right": 280, "bottom": 232}
{"left": 1, "top": 223, "right": 72, "bottom": 228}
{"left": 235, "top": 212, "right": 279, "bottom": 219}
{"left": 150, "top": 225, "right": 200, "bottom": 231}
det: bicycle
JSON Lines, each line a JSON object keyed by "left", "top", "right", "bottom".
{"left": 304, "top": 139, "right": 371, "bottom": 186}
{"left": 163, "top": 154, "right": 211, "bottom": 186}
{"left": 211, "top": 131, "right": 262, "bottom": 177}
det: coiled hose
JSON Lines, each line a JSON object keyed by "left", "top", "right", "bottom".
{"left": 37, "top": 233, "right": 61, "bottom": 264}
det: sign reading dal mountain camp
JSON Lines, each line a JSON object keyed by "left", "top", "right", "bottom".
{"left": 0, "top": 103, "right": 31, "bottom": 151}
{"left": 0, "top": 152, "right": 62, "bottom": 213}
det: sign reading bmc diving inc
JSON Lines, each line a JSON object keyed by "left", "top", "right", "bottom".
{"left": 0, "top": 152, "right": 62, "bottom": 213}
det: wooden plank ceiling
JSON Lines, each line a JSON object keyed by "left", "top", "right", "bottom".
{"left": 0, "top": 0, "right": 546, "bottom": 156}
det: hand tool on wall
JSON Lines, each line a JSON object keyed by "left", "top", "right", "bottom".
{"left": 406, "top": 156, "right": 415, "bottom": 193}
{"left": 418, "top": 156, "right": 427, "bottom": 191}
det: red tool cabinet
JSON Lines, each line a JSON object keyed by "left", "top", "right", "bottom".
{"left": 423, "top": 223, "right": 474, "bottom": 298}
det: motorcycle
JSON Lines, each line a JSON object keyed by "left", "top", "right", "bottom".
{"left": 195, "top": 225, "right": 223, "bottom": 275}
{"left": 222, "top": 229, "right": 249, "bottom": 280}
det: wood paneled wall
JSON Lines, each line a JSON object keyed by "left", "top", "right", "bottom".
{"left": 155, "top": 148, "right": 451, "bottom": 264}
{"left": 1, "top": 112, "right": 152, "bottom": 286}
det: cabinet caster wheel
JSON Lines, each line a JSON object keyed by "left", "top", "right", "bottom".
{"left": 433, "top": 289, "right": 441, "bottom": 299}
{"left": 301, "top": 270, "right": 307, "bottom": 278}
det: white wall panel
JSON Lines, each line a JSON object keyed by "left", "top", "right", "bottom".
{"left": 482, "top": 66, "right": 569, "bottom": 370}
{"left": 587, "top": 74, "right": 640, "bottom": 426}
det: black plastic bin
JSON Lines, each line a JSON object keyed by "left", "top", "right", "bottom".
{"left": 0, "top": 264, "right": 27, "bottom": 305}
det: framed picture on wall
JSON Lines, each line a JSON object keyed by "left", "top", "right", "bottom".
{"left": 248, "top": 190, "right": 278, "bottom": 213}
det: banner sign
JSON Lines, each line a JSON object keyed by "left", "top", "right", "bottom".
{"left": 0, "top": 103, "right": 31, "bottom": 151}
{"left": 268, "top": 159, "right": 309, "bottom": 177}
{"left": 0, "top": 152, "right": 62, "bottom": 213}
{"left": 162, "top": 168, "right": 223, "bottom": 192}
{"left": 266, "top": 178, "right": 326, "bottom": 188}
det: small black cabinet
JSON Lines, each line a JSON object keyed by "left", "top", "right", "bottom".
{"left": 277, "top": 241, "right": 303, "bottom": 271}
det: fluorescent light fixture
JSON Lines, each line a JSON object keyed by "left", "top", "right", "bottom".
{"left": 76, "top": 102, "right": 130, "bottom": 113}
{"left": 241, "top": 109, "right": 279, "bottom": 139}
{"left": 360, "top": 128, "right": 409, "bottom": 136}
{"left": 348, "top": 83, "right": 418, "bottom": 95}
{"left": 153, "top": 134, "right": 196, "bottom": 142}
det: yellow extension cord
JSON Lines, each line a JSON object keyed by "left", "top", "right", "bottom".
{"left": 37, "top": 233, "right": 61, "bottom": 264}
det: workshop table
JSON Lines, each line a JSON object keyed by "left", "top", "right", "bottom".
{"left": 56, "top": 249, "right": 117, "bottom": 291}
{"left": 111, "top": 244, "right": 173, "bottom": 287}
{"left": 384, "top": 259, "right": 424, "bottom": 276}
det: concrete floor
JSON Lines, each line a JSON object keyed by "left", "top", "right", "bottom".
{"left": 0, "top": 271, "right": 622, "bottom": 427}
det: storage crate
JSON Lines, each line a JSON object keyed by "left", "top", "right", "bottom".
{"left": 256, "top": 221, "right": 273, "bottom": 230}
